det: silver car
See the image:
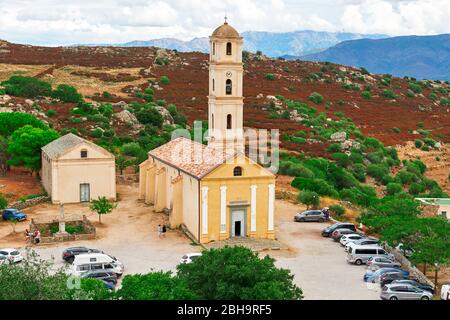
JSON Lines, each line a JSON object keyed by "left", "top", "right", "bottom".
{"left": 294, "top": 210, "right": 328, "bottom": 222}
{"left": 367, "top": 256, "right": 401, "bottom": 270}
{"left": 380, "top": 284, "right": 433, "bottom": 300}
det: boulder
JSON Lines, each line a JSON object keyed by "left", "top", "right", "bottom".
{"left": 25, "top": 99, "right": 34, "bottom": 106}
{"left": 154, "top": 106, "right": 174, "bottom": 126}
{"left": 112, "top": 101, "right": 128, "bottom": 109}
{"left": 330, "top": 132, "right": 347, "bottom": 142}
{"left": 115, "top": 110, "right": 139, "bottom": 124}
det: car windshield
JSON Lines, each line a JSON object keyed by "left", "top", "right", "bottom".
{"left": 182, "top": 255, "right": 188, "bottom": 259}
{"left": 11, "top": 251, "right": 19, "bottom": 256}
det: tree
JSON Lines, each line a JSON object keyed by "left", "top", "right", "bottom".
{"left": 177, "top": 246, "right": 303, "bottom": 300}
{"left": 90, "top": 196, "right": 116, "bottom": 223}
{"left": 0, "top": 112, "right": 47, "bottom": 137}
{"left": 7, "top": 125, "right": 60, "bottom": 173}
{"left": 116, "top": 155, "right": 132, "bottom": 175}
{"left": 1, "top": 76, "right": 52, "bottom": 98}
{"left": 297, "top": 191, "right": 320, "bottom": 209}
{"left": 52, "top": 84, "right": 83, "bottom": 103}
{"left": 0, "top": 136, "right": 9, "bottom": 176}
{"left": 0, "top": 195, "right": 7, "bottom": 210}
{"left": 116, "top": 271, "right": 198, "bottom": 300}
{"left": 308, "top": 92, "right": 324, "bottom": 104}
{"left": 136, "top": 108, "right": 164, "bottom": 128}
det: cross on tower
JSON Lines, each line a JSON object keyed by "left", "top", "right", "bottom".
{"left": 224, "top": 14, "right": 228, "bottom": 24}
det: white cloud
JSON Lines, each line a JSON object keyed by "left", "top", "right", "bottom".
{"left": 0, "top": 0, "right": 448, "bottom": 45}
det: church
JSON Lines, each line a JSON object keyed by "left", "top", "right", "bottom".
{"left": 139, "top": 21, "right": 276, "bottom": 244}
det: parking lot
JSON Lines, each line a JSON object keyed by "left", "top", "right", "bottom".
{"left": 1, "top": 185, "right": 379, "bottom": 300}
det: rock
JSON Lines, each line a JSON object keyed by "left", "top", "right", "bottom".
{"left": 112, "top": 101, "right": 128, "bottom": 109}
{"left": 115, "top": 110, "right": 139, "bottom": 124}
{"left": 266, "top": 95, "right": 278, "bottom": 101}
{"left": 330, "top": 132, "right": 347, "bottom": 142}
{"left": 25, "top": 99, "right": 34, "bottom": 106}
{"left": 434, "top": 142, "right": 442, "bottom": 149}
{"left": 0, "top": 94, "right": 11, "bottom": 103}
{"left": 341, "top": 139, "right": 360, "bottom": 151}
{"left": 153, "top": 84, "right": 163, "bottom": 91}
{"left": 257, "top": 93, "right": 264, "bottom": 99}
{"left": 289, "top": 110, "right": 303, "bottom": 122}
{"left": 154, "top": 106, "right": 174, "bottom": 126}
{"left": 0, "top": 107, "right": 14, "bottom": 112}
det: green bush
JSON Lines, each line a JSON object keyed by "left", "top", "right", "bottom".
{"left": 45, "top": 110, "right": 57, "bottom": 117}
{"left": 1, "top": 76, "right": 52, "bottom": 98}
{"left": 308, "top": 92, "right": 324, "bottom": 104}
{"left": 0, "top": 195, "right": 7, "bottom": 210}
{"left": 414, "top": 140, "right": 423, "bottom": 148}
{"left": 392, "top": 127, "right": 401, "bottom": 133}
{"left": 332, "top": 153, "right": 351, "bottom": 168}
{"left": 329, "top": 204, "right": 346, "bottom": 217}
{"left": 382, "top": 89, "right": 396, "bottom": 99}
{"left": 122, "top": 142, "right": 143, "bottom": 157}
{"left": 102, "top": 91, "right": 112, "bottom": 98}
{"left": 409, "top": 182, "right": 425, "bottom": 195}
{"left": 408, "top": 82, "right": 422, "bottom": 94}
{"left": 159, "top": 76, "right": 170, "bottom": 85}
{"left": 292, "top": 178, "right": 338, "bottom": 198}
{"left": 361, "top": 90, "right": 371, "bottom": 99}
{"left": 297, "top": 191, "right": 320, "bottom": 209}
{"left": 52, "top": 84, "right": 83, "bottom": 103}
{"left": 264, "top": 73, "right": 276, "bottom": 81}
{"left": 0, "top": 112, "right": 47, "bottom": 137}
{"left": 90, "top": 128, "right": 103, "bottom": 138}
{"left": 136, "top": 108, "right": 164, "bottom": 128}
{"left": 327, "top": 143, "right": 341, "bottom": 153}
{"left": 367, "top": 164, "right": 389, "bottom": 182}
{"left": 386, "top": 183, "right": 403, "bottom": 195}
{"left": 351, "top": 163, "right": 366, "bottom": 182}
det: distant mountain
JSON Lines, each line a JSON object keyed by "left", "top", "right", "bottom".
{"left": 299, "top": 34, "right": 450, "bottom": 81}
{"left": 75, "top": 30, "right": 386, "bottom": 57}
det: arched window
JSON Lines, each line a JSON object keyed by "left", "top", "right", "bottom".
{"left": 233, "top": 166, "right": 242, "bottom": 176}
{"left": 227, "top": 114, "right": 232, "bottom": 129}
{"left": 226, "top": 42, "right": 232, "bottom": 55}
{"left": 80, "top": 149, "right": 88, "bottom": 158}
{"left": 212, "top": 78, "right": 215, "bottom": 91}
{"left": 226, "top": 79, "right": 232, "bottom": 95}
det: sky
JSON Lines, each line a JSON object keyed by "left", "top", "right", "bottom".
{"left": 0, "top": 0, "right": 449, "bottom": 46}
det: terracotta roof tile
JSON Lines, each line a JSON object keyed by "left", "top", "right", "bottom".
{"left": 149, "top": 137, "right": 236, "bottom": 179}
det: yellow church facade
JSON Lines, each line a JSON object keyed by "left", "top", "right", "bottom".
{"left": 139, "top": 21, "right": 276, "bottom": 244}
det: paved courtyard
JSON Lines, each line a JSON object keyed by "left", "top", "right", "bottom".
{"left": 0, "top": 185, "right": 379, "bottom": 300}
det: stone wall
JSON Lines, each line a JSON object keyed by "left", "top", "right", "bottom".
{"left": 30, "top": 215, "right": 96, "bottom": 244}
{"left": 9, "top": 196, "right": 50, "bottom": 210}
{"left": 116, "top": 174, "right": 139, "bottom": 185}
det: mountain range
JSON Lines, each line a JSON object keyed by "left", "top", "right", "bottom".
{"left": 299, "top": 34, "right": 450, "bottom": 81}
{"left": 76, "top": 30, "right": 386, "bottom": 57}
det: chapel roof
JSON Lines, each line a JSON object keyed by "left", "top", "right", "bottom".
{"left": 211, "top": 22, "right": 241, "bottom": 39}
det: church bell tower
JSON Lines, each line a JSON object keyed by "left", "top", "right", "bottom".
{"left": 207, "top": 19, "right": 244, "bottom": 152}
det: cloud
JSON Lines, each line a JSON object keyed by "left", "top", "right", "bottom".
{"left": 0, "top": 0, "right": 449, "bottom": 45}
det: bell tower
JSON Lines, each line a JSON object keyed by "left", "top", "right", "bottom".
{"left": 207, "top": 19, "right": 244, "bottom": 152}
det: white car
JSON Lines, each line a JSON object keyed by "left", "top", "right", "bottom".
{"left": 441, "top": 284, "right": 450, "bottom": 300}
{"left": 180, "top": 253, "right": 202, "bottom": 264}
{"left": 340, "top": 234, "right": 365, "bottom": 246}
{"left": 72, "top": 253, "right": 124, "bottom": 276}
{"left": 0, "top": 248, "right": 23, "bottom": 263}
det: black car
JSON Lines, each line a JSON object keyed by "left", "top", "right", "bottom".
{"left": 81, "top": 270, "right": 118, "bottom": 285}
{"left": 380, "top": 272, "right": 409, "bottom": 287}
{"left": 391, "top": 279, "right": 435, "bottom": 294}
{"left": 322, "top": 223, "right": 356, "bottom": 237}
{"left": 62, "top": 247, "right": 103, "bottom": 263}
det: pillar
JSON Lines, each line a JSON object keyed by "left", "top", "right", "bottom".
{"left": 267, "top": 183, "right": 275, "bottom": 239}
{"left": 250, "top": 184, "right": 257, "bottom": 236}
{"left": 154, "top": 167, "right": 167, "bottom": 212}
{"left": 170, "top": 175, "right": 183, "bottom": 228}
{"left": 220, "top": 186, "right": 227, "bottom": 240}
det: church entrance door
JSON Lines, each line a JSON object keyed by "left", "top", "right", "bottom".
{"left": 231, "top": 210, "right": 245, "bottom": 237}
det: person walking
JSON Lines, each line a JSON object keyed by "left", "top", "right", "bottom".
{"left": 157, "top": 224, "right": 163, "bottom": 238}
{"left": 33, "top": 229, "right": 41, "bottom": 244}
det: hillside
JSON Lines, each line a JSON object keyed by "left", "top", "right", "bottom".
{"left": 0, "top": 39, "right": 449, "bottom": 161}
{"left": 300, "top": 34, "right": 450, "bottom": 81}
{"left": 75, "top": 30, "right": 386, "bottom": 57}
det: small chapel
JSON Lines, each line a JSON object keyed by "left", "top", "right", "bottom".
{"left": 139, "top": 20, "right": 276, "bottom": 244}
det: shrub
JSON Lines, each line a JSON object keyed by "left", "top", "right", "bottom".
{"left": 0, "top": 112, "right": 47, "bottom": 137}
{"left": 329, "top": 204, "right": 345, "bottom": 217}
{"left": 409, "top": 182, "right": 425, "bottom": 195}
{"left": 292, "top": 178, "right": 338, "bottom": 197}
{"left": 366, "top": 164, "right": 389, "bottom": 182}
{"left": 332, "top": 153, "right": 351, "bottom": 168}
{"left": 0, "top": 195, "right": 7, "bottom": 210}
{"left": 1, "top": 76, "right": 52, "bottom": 98}
{"left": 291, "top": 136, "right": 306, "bottom": 144}
{"left": 297, "top": 191, "right": 320, "bottom": 209}
{"left": 361, "top": 91, "right": 371, "bottom": 99}
{"left": 136, "top": 108, "right": 164, "bottom": 128}
{"left": 308, "top": 92, "right": 324, "bottom": 104}
{"left": 52, "top": 84, "right": 82, "bottom": 103}
{"left": 122, "top": 142, "right": 143, "bottom": 157}
{"left": 90, "top": 128, "right": 103, "bottom": 138}
{"left": 392, "top": 127, "right": 401, "bottom": 134}
{"left": 382, "top": 89, "right": 396, "bottom": 99}
{"left": 351, "top": 163, "right": 366, "bottom": 182}
{"left": 159, "top": 76, "right": 170, "bottom": 85}
{"left": 414, "top": 140, "right": 423, "bottom": 148}
{"left": 281, "top": 162, "right": 314, "bottom": 178}
{"left": 327, "top": 143, "right": 341, "bottom": 153}
{"left": 264, "top": 73, "right": 276, "bottom": 81}
{"left": 386, "top": 183, "right": 403, "bottom": 196}
{"left": 408, "top": 82, "right": 422, "bottom": 94}
{"left": 45, "top": 110, "right": 57, "bottom": 117}
{"left": 102, "top": 91, "right": 112, "bottom": 98}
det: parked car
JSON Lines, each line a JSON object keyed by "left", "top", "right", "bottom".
{"left": 180, "top": 253, "right": 202, "bottom": 264}
{"left": 294, "top": 210, "right": 328, "bottom": 222}
{"left": 2, "top": 208, "right": 27, "bottom": 222}
{"left": 321, "top": 223, "right": 356, "bottom": 237}
{"left": 380, "top": 272, "right": 409, "bottom": 287}
{"left": 380, "top": 284, "right": 433, "bottom": 300}
{"left": 62, "top": 247, "right": 103, "bottom": 263}
{"left": 81, "top": 269, "right": 118, "bottom": 285}
{"left": 364, "top": 267, "right": 409, "bottom": 283}
{"left": 331, "top": 228, "right": 359, "bottom": 242}
{"left": 72, "top": 253, "right": 124, "bottom": 276}
{"left": 367, "top": 256, "right": 401, "bottom": 270}
{"left": 347, "top": 245, "right": 394, "bottom": 265}
{"left": 0, "top": 248, "right": 23, "bottom": 263}
{"left": 391, "top": 279, "right": 435, "bottom": 294}
{"left": 339, "top": 234, "right": 365, "bottom": 246}
{"left": 346, "top": 238, "right": 380, "bottom": 252}
{"left": 441, "top": 284, "right": 450, "bottom": 300}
